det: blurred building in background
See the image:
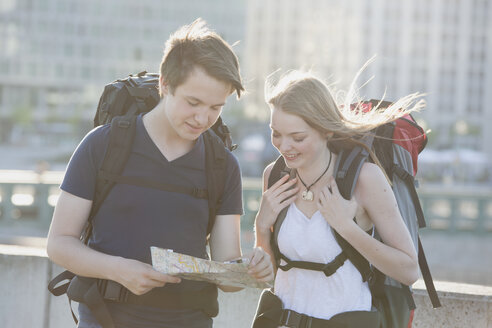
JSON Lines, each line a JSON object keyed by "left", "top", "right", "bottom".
{"left": 244, "top": 0, "right": 492, "bottom": 161}
{"left": 0, "top": 0, "right": 491, "bottom": 180}
{"left": 0, "top": 0, "right": 246, "bottom": 144}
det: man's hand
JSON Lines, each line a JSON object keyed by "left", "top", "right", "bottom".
{"left": 114, "top": 257, "right": 181, "bottom": 295}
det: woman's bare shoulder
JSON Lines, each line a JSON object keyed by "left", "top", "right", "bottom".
{"left": 355, "top": 162, "right": 391, "bottom": 200}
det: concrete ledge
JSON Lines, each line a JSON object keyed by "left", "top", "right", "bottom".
{"left": 1, "top": 245, "right": 491, "bottom": 328}
{"left": 412, "top": 280, "right": 492, "bottom": 328}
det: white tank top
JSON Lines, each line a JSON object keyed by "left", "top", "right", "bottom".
{"left": 274, "top": 203, "right": 372, "bottom": 320}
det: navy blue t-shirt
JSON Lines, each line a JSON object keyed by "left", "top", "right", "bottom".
{"left": 61, "top": 115, "right": 243, "bottom": 328}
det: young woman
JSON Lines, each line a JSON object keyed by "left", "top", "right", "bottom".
{"left": 253, "top": 71, "right": 424, "bottom": 327}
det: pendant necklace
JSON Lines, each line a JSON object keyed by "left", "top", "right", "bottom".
{"left": 297, "top": 152, "right": 332, "bottom": 201}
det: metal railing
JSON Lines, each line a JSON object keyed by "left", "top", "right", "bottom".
{"left": 242, "top": 179, "right": 492, "bottom": 234}
{"left": 1, "top": 171, "right": 491, "bottom": 235}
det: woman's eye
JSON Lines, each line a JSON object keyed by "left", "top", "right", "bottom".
{"left": 294, "top": 138, "right": 305, "bottom": 142}
{"left": 188, "top": 101, "right": 199, "bottom": 107}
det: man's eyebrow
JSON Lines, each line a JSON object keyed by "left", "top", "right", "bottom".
{"left": 186, "top": 96, "right": 225, "bottom": 107}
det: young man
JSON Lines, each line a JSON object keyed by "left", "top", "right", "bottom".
{"left": 47, "top": 19, "right": 273, "bottom": 328}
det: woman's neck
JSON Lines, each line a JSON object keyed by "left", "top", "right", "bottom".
{"left": 296, "top": 151, "right": 334, "bottom": 184}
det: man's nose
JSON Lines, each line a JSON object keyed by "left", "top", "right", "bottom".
{"left": 194, "top": 109, "right": 208, "bottom": 126}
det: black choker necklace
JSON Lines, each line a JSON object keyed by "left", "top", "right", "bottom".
{"left": 296, "top": 152, "right": 332, "bottom": 201}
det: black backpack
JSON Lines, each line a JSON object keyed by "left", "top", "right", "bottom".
{"left": 48, "top": 71, "right": 236, "bottom": 327}
{"left": 265, "top": 100, "right": 440, "bottom": 327}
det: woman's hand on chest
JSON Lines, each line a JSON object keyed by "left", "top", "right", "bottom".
{"left": 315, "top": 176, "right": 359, "bottom": 234}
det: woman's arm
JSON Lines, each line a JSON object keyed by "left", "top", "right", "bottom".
{"left": 254, "top": 163, "right": 299, "bottom": 272}
{"left": 209, "top": 213, "right": 274, "bottom": 292}
{"left": 47, "top": 190, "right": 180, "bottom": 295}
{"left": 317, "top": 163, "right": 419, "bottom": 285}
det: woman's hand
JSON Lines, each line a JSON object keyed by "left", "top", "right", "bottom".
{"left": 114, "top": 257, "right": 181, "bottom": 295}
{"left": 255, "top": 174, "right": 299, "bottom": 233}
{"left": 317, "top": 176, "right": 358, "bottom": 233}
{"left": 247, "top": 247, "right": 274, "bottom": 283}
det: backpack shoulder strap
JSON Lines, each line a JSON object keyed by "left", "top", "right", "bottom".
{"left": 49, "top": 114, "right": 139, "bottom": 322}
{"left": 203, "top": 130, "right": 228, "bottom": 237}
{"left": 331, "top": 138, "right": 375, "bottom": 281}
{"left": 333, "top": 133, "right": 374, "bottom": 200}
{"left": 203, "top": 115, "right": 238, "bottom": 237}
{"left": 267, "top": 155, "right": 291, "bottom": 188}
{"left": 82, "top": 114, "right": 138, "bottom": 243}
{"left": 267, "top": 156, "right": 292, "bottom": 267}
{"left": 211, "top": 116, "right": 236, "bottom": 151}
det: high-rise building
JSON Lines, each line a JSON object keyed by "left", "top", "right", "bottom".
{"left": 0, "top": 0, "right": 246, "bottom": 130}
{"left": 244, "top": 0, "right": 492, "bottom": 158}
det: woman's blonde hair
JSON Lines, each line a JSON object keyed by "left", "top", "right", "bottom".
{"left": 265, "top": 68, "right": 426, "bottom": 159}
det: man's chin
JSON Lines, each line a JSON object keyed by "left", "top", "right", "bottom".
{"left": 180, "top": 131, "right": 202, "bottom": 141}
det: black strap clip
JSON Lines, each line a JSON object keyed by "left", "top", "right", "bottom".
{"left": 322, "top": 252, "right": 346, "bottom": 277}
{"left": 392, "top": 164, "right": 412, "bottom": 182}
{"left": 117, "top": 120, "right": 131, "bottom": 129}
{"left": 322, "top": 262, "right": 338, "bottom": 277}
{"left": 280, "top": 310, "right": 313, "bottom": 328}
{"left": 280, "top": 310, "right": 301, "bottom": 327}
{"left": 98, "top": 280, "right": 129, "bottom": 303}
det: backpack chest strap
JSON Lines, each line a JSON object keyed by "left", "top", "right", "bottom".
{"left": 278, "top": 251, "right": 348, "bottom": 278}
{"left": 98, "top": 171, "right": 208, "bottom": 199}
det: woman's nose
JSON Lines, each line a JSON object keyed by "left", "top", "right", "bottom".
{"left": 278, "top": 139, "right": 291, "bottom": 152}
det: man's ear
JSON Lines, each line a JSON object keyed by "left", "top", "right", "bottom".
{"left": 159, "top": 76, "right": 169, "bottom": 96}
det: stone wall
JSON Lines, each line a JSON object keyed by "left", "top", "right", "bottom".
{"left": 1, "top": 245, "right": 490, "bottom": 328}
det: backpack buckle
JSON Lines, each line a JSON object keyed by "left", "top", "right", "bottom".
{"left": 392, "top": 164, "right": 412, "bottom": 182}
{"left": 367, "top": 270, "right": 377, "bottom": 286}
{"left": 280, "top": 310, "right": 302, "bottom": 327}
{"left": 300, "top": 316, "right": 313, "bottom": 328}
{"left": 98, "top": 280, "right": 129, "bottom": 302}
{"left": 336, "top": 170, "right": 347, "bottom": 179}
{"left": 322, "top": 263, "right": 337, "bottom": 277}
{"left": 117, "top": 120, "right": 131, "bottom": 128}
{"left": 322, "top": 253, "right": 345, "bottom": 277}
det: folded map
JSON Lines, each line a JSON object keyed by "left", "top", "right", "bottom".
{"left": 150, "top": 247, "right": 271, "bottom": 289}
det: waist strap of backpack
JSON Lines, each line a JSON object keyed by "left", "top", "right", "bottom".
{"left": 67, "top": 276, "right": 218, "bottom": 328}
{"left": 279, "top": 309, "right": 331, "bottom": 328}
{"left": 258, "top": 307, "right": 379, "bottom": 328}
{"left": 98, "top": 279, "right": 218, "bottom": 315}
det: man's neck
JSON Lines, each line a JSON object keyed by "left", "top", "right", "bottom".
{"left": 142, "top": 106, "right": 196, "bottom": 161}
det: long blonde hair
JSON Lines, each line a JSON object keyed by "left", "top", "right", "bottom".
{"left": 265, "top": 69, "right": 426, "bottom": 169}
